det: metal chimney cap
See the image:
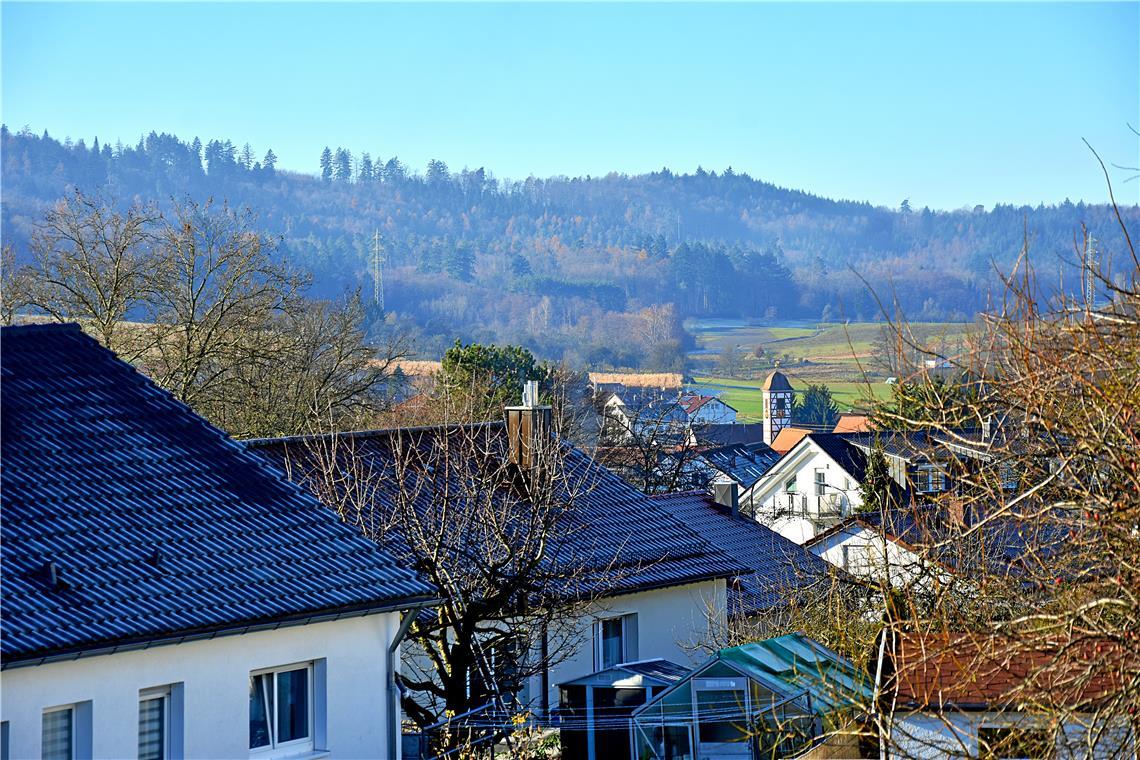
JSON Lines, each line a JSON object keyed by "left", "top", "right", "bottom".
{"left": 523, "top": 380, "right": 540, "bottom": 407}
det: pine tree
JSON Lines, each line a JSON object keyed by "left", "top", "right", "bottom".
{"left": 319, "top": 147, "right": 333, "bottom": 182}
{"left": 240, "top": 143, "right": 254, "bottom": 170}
{"left": 263, "top": 149, "right": 277, "bottom": 173}
{"left": 333, "top": 148, "right": 353, "bottom": 182}
{"left": 358, "top": 153, "right": 373, "bottom": 183}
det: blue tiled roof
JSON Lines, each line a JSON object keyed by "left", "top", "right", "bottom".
{"left": 248, "top": 426, "right": 748, "bottom": 599}
{"left": 1, "top": 324, "right": 435, "bottom": 666}
{"left": 650, "top": 492, "right": 836, "bottom": 616}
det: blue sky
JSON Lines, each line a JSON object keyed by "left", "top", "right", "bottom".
{"left": 2, "top": 2, "right": 1137, "bottom": 209}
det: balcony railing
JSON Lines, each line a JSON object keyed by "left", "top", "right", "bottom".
{"left": 766, "top": 492, "right": 847, "bottom": 522}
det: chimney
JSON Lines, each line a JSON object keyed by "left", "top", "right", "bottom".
{"left": 713, "top": 481, "right": 740, "bottom": 518}
{"left": 505, "top": 380, "right": 552, "bottom": 471}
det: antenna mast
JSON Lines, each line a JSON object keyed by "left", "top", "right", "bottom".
{"left": 1084, "top": 233, "right": 1097, "bottom": 311}
{"left": 371, "top": 229, "right": 385, "bottom": 311}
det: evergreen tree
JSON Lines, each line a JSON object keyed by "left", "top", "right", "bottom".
{"left": 333, "top": 148, "right": 353, "bottom": 182}
{"left": 445, "top": 242, "right": 475, "bottom": 282}
{"left": 319, "top": 147, "right": 333, "bottom": 182}
{"left": 383, "top": 156, "right": 405, "bottom": 182}
{"left": 792, "top": 384, "right": 840, "bottom": 429}
{"left": 858, "top": 447, "right": 898, "bottom": 514}
{"left": 426, "top": 158, "right": 450, "bottom": 186}
{"left": 358, "top": 153, "right": 373, "bottom": 183}
{"left": 240, "top": 142, "right": 254, "bottom": 170}
{"left": 262, "top": 149, "right": 277, "bottom": 175}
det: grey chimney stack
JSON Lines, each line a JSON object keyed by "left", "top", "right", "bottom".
{"left": 713, "top": 481, "right": 740, "bottom": 518}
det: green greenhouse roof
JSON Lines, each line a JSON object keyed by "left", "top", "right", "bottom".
{"left": 717, "top": 634, "right": 873, "bottom": 714}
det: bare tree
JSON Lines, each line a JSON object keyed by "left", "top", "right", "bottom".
{"left": 264, "top": 410, "right": 629, "bottom": 752}
{"left": 10, "top": 192, "right": 406, "bottom": 438}
{"left": 20, "top": 190, "right": 160, "bottom": 349}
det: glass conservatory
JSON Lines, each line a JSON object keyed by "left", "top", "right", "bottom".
{"left": 630, "top": 634, "right": 872, "bottom": 760}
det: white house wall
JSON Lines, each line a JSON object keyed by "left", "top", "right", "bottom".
{"left": 1, "top": 612, "right": 401, "bottom": 760}
{"left": 529, "top": 578, "right": 727, "bottom": 711}
{"left": 810, "top": 525, "right": 929, "bottom": 589}
{"left": 743, "top": 442, "right": 862, "bottom": 544}
{"left": 889, "top": 711, "right": 1136, "bottom": 759}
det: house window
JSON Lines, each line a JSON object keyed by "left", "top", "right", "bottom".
{"left": 914, "top": 466, "right": 945, "bottom": 493}
{"left": 250, "top": 664, "right": 314, "bottom": 756}
{"left": 784, "top": 477, "right": 797, "bottom": 494}
{"left": 139, "top": 686, "right": 177, "bottom": 760}
{"left": 814, "top": 470, "right": 826, "bottom": 497}
{"left": 42, "top": 708, "right": 73, "bottom": 760}
{"left": 595, "top": 613, "right": 638, "bottom": 670}
{"left": 978, "top": 725, "right": 1052, "bottom": 759}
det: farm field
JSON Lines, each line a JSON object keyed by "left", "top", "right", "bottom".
{"left": 686, "top": 319, "right": 973, "bottom": 420}
{"left": 694, "top": 376, "right": 892, "bottom": 419}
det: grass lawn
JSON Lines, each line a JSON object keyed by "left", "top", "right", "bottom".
{"left": 695, "top": 375, "right": 893, "bottom": 420}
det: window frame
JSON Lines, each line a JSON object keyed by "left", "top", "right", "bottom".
{"left": 41, "top": 706, "right": 74, "bottom": 760}
{"left": 138, "top": 687, "right": 171, "bottom": 760}
{"left": 249, "top": 662, "right": 316, "bottom": 758}
{"left": 594, "top": 613, "right": 638, "bottom": 670}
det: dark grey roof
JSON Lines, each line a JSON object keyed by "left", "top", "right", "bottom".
{"left": 248, "top": 425, "right": 748, "bottom": 598}
{"left": 699, "top": 443, "right": 781, "bottom": 489}
{"left": 1, "top": 324, "right": 436, "bottom": 667}
{"left": 807, "top": 433, "right": 869, "bottom": 482}
{"left": 612, "top": 389, "right": 689, "bottom": 426}
{"left": 620, "top": 659, "right": 690, "bottom": 683}
{"left": 693, "top": 423, "right": 767, "bottom": 447}
{"left": 558, "top": 658, "right": 689, "bottom": 688}
{"left": 651, "top": 492, "right": 835, "bottom": 616}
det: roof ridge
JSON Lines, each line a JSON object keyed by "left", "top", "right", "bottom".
{"left": 244, "top": 420, "right": 504, "bottom": 447}
{"left": 1, "top": 322, "right": 85, "bottom": 335}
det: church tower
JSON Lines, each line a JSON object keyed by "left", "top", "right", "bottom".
{"left": 762, "top": 371, "right": 794, "bottom": 445}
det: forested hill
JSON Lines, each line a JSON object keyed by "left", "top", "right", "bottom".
{"left": 2, "top": 126, "right": 1134, "bottom": 368}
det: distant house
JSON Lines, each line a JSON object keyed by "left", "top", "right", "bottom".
{"left": 880, "top": 631, "right": 1137, "bottom": 759}
{"left": 807, "top": 503, "right": 1071, "bottom": 591}
{"left": 248, "top": 396, "right": 746, "bottom": 725}
{"left": 631, "top": 634, "right": 873, "bottom": 760}
{"left": 601, "top": 388, "right": 691, "bottom": 445}
{"left": 0, "top": 324, "right": 436, "bottom": 760}
{"left": 743, "top": 433, "right": 868, "bottom": 543}
{"left": 679, "top": 393, "right": 738, "bottom": 425}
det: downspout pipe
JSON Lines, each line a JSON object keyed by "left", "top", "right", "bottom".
{"left": 388, "top": 602, "right": 438, "bottom": 760}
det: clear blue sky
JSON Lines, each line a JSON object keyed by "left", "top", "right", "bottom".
{"left": 2, "top": 2, "right": 1137, "bottom": 210}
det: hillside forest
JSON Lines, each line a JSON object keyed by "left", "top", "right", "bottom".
{"left": 3, "top": 126, "right": 1136, "bottom": 369}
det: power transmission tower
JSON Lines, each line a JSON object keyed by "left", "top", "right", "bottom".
{"left": 371, "top": 229, "right": 385, "bottom": 311}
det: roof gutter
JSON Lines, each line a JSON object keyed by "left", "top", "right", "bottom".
{"left": 388, "top": 600, "right": 437, "bottom": 760}
{"left": 2, "top": 594, "right": 438, "bottom": 671}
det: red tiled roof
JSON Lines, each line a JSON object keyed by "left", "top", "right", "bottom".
{"left": 771, "top": 426, "right": 811, "bottom": 454}
{"left": 889, "top": 632, "right": 1135, "bottom": 711}
{"left": 833, "top": 413, "right": 873, "bottom": 433}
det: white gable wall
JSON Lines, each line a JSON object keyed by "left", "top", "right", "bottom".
{"left": 1, "top": 612, "right": 402, "bottom": 760}
{"left": 743, "top": 439, "right": 862, "bottom": 544}
{"left": 808, "top": 523, "right": 931, "bottom": 589}
{"left": 689, "top": 400, "right": 736, "bottom": 425}
{"left": 890, "top": 710, "right": 1136, "bottom": 759}
{"left": 528, "top": 578, "right": 727, "bottom": 713}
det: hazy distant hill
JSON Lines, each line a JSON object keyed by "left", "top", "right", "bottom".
{"left": 2, "top": 126, "right": 1134, "bottom": 367}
